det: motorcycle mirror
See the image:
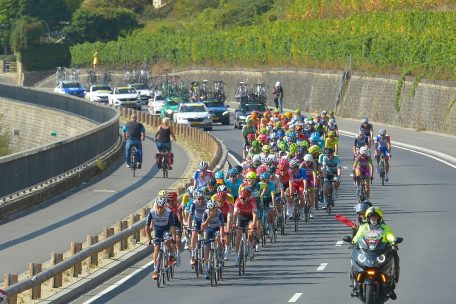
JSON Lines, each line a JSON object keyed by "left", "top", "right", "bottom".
{"left": 342, "top": 236, "right": 352, "bottom": 243}
{"left": 395, "top": 237, "right": 403, "bottom": 244}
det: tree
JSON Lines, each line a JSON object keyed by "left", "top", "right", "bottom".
{"left": 18, "top": 0, "right": 71, "bottom": 28}
{"left": 0, "top": 0, "right": 19, "bottom": 24}
{"left": 10, "top": 16, "right": 45, "bottom": 52}
{"left": 64, "top": 0, "right": 84, "bottom": 14}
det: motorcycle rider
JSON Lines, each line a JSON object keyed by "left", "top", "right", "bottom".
{"left": 351, "top": 207, "right": 399, "bottom": 300}
{"left": 352, "top": 201, "right": 372, "bottom": 236}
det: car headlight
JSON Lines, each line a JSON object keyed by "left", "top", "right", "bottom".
{"left": 207, "top": 114, "right": 212, "bottom": 119}
{"left": 357, "top": 253, "right": 366, "bottom": 263}
{"left": 239, "top": 115, "right": 246, "bottom": 120}
{"left": 167, "top": 109, "right": 173, "bottom": 114}
{"left": 376, "top": 254, "right": 386, "bottom": 263}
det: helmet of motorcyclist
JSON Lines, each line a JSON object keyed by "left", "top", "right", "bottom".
{"left": 366, "top": 206, "right": 383, "bottom": 225}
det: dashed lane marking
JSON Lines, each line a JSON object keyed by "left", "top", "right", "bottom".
{"left": 92, "top": 189, "right": 117, "bottom": 193}
{"left": 316, "top": 263, "right": 328, "bottom": 271}
{"left": 288, "top": 293, "right": 303, "bottom": 303}
{"left": 335, "top": 241, "right": 344, "bottom": 246}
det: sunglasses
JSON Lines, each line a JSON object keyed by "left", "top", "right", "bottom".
{"left": 246, "top": 179, "right": 255, "bottom": 182}
{"left": 197, "top": 197, "right": 205, "bottom": 200}
{"left": 229, "top": 174, "right": 237, "bottom": 177}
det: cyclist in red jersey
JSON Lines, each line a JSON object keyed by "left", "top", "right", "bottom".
{"left": 165, "top": 191, "right": 182, "bottom": 266}
{"left": 214, "top": 191, "right": 234, "bottom": 260}
{"left": 233, "top": 189, "right": 258, "bottom": 266}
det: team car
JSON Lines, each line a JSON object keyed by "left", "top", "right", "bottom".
{"left": 129, "top": 83, "right": 152, "bottom": 105}
{"left": 85, "top": 84, "right": 112, "bottom": 103}
{"left": 147, "top": 91, "right": 165, "bottom": 115}
{"left": 173, "top": 102, "right": 213, "bottom": 131}
{"left": 108, "top": 87, "right": 141, "bottom": 110}
{"left": 160, "top": 96, "right": 188, "bottom": 119}
{"left": 233, "top": 101, "right": 269, "bottom": 129}
{"left": 54, "top": 80, "right": 85, "bottom": 98}
{"left": 202, "top": 97, "right": 230, "bottom": 125}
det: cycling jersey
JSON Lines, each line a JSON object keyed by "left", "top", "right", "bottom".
{"left": 202, "top": 209, "right": 225, "bottom": 229}
{"left": 374, "top": 134, "right": 390, "bottom": 149}
{"left": 147, "top": 207, "right": 175, "bottom": 227}
{"left": 276, "top": 168, "right": 291, "bottom": 187}
{"left": 322, "top": 156, "right": 341, "bottom": 175}
{"left": 301, "top": 162, "right": 316, "bottom": 181}
{"left": 354, "top": 136, "right": 367, "bottom": 149}
{"left": 211, "top": 192, "right": 235, "bottom": 204}
{"left": 201, "top": 186, "right": 217, "bottom": 200}
{"left": 234, "top": 199, "right": 258, "bottom": 216}
{"left": 259, "top": 180, "right": 276, "bottom": 198}
{"left": 190, "top": 201, "right": 206, "bottom": 220}
{"left": 193, "top": 170, "right": 213, "bottom": 190}
{"left": 354, "top": 155, "right": 373, "bottom": 168}
{"left": 218, "top": 202, "right": 234, "bottom": 219}
{"left": 325, "top": 137, "right": 338, "bottom": 150}
{"left": 224, "top": 177, "right": 243, "bottom": 198}
{"left": 242, "top": 125, "right": 257, "bottom": 140}
{"left": 360, "top": 123, "right": 373, "bottom": 138}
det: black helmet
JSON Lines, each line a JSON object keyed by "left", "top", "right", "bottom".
{"left": 208, "top": 177, "right": 217, "bottom": 187}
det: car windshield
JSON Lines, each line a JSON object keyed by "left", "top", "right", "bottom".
{"left": 240, "top": 103, "right": 267, "bottom": 112}
{"left": 93, "top": 86, "right": 111, "bottom": 91}
{"left": 155, "top": 96, "right": 164, "bottom": 101}
{"left": 133, "top": 84, "right": 149, "bottom": 90}
{"left": 180, "top": 105, "right": 206, "bottom": 113}
{"left": 204, "top": 100, "right": 224, "bottom": 107}
{"left": 117, "top": 88, "right": 136, "bottom": 94}
{"left": 62, "top": 82, "right": 81, "bottom": 88}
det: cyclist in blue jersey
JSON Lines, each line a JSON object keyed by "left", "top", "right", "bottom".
{"left": 201, "top": 200, "right": 224, "bottom": 279}
{"left": 145, "top": 197, "right": 176, "bottom": 280}
{"left": 122, "top": 114, "right": 145, "bottom": 168}
{"left": 188, "top": 190, "right": 207, "bottom": 266}
{"left": 193, "top": 161, "right": 213, "bottom": 190}
{"left": 321, "top": 148, "right": 341, "bottom": 208}
{"left": 224, "top": 167, "right": 243, "bottom": 200}
{"left": 374, "top": 129, "right": 392, "bottom": 181}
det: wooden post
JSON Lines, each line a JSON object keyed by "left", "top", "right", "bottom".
{"left": 128, "top": 214, "right": 140, "bottom": 244}
{"left": 120, "top": 220, "right": 128, "bottom": 250}
{"left": 133, "top": 214, "right": 141, "bottom": 242}
{"left": 87, "top": 235, "right": 99, "bottom": 267}
{"left": 4, "top": 273, "right": 18, "bottom": 304}
{"left": 51, "top": 253, "right": 63, "bottom": 288}
{"left": 140, "top": 208, "right": 148, "bottom": 238}
{"left": 29, "top": 263, "right": 42, "bottom": 299}
{"left": 70, "top": 242, "right": 82, "bottom": 277}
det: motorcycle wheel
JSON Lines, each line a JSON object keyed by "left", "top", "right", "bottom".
{"left": 365, "top": 284, "right": 376, "bottom": 304}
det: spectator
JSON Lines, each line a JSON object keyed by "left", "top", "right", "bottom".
{"left": 272, "top": 81, "right": 284, "bottom": 113}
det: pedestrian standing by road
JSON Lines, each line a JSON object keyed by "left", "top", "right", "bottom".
{"left": 92, "top": 49, "right": 99, "bottom": 71}
{"left": 155, "top": 117, "right": 176, "bottom": 169}
{"left": 272, "top": 81, "right": 284, "bottom": 113}
{"left": 122, "top": 113, "right": 145, "bottom": 168}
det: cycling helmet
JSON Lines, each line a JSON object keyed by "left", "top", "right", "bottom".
{"left": 228, "top": 167, "right": 239, "bottom": 175}
{"left": 326, "top": 148, "right": 334, "bottom": 155}
{"left": 277, "top": 163, "right": 288, "bottom": 171}
{"left": 217, "top": 184, "right": 228, "bottom": 193}
{"left": 361, "top": 200, "right": 373, "bottom": 208}
{"left": 167, "top": 191, "right": 178, "bottom": 201}
{"left": 310, "top": 133, "right": 320, "bottom": 143}
{"left": 216, "top": 191, "right": 227, "bottom": 200}
{"left": 262, "top": 145, "right": 270, "bottom": 153}
{"left": 260, "top": 172, "right": 271, "bottom": 180}
{"left": 158, "top": 190, "right": 167, "bottom": 197}
{"left": 252, "top": 140, "right": 261, "bottom": 148}
{"left": 258, "top": 134, "right": 268, "bottom": 143}
{"left": 269, "top": 166, "right": 277, "bottom": 173}
{"left": 198, "top": 161, "right": 209, "bottom": 170}
{"left": 298, "top": 146, "right": 308, "bottom": 154}
{"left": 186, "top": 185, "right": 195, "bottom": 195}
{"left": 289, "top": 159, "right": 300, "bottom": 168}
{"left": 304, "top": 154, "right": 313, "bottom": 162}
{"left": 252, "top": 154, "right": 261, "bottom": 164}
{"left": 155, "top": 197, "right": 167, "bottom": 207}
{"left": 206, "top": 200, "right": 216, "bottom": 209}
{"left": 252, "top": 111, "right": 258, "bottom": 119}
{"left": 267, "top": 154, "right": 276, "bottom": 163}
{"left": 328, "top": 118, "right": 335, "bottom": 124}
{"left": 366, "top": 206, "right": 383, "bottom": 218}
{"left": 355, "top": 203, "right": 370, "bottom": 214}
{"left": 194, "top": 190, "right": 204, "bottom": 198}
{"left": 257, "top": 165, "right": 268, "bottom": 174}
{"left": 308, "top": 145, "right": 319, "bottom": 155}
{"left": 239, "top": 188, "right": 252, "bottom": 199}
{"left": 379, "top": 129, "right": 387, "bottom": 135}
{"left": 259, "top": 128, "right": 267, "bottom": 134}
{"left": 246, "top": 116, "right": 253, "bottom": 123}
{"left": 263, "top": 157, "right": 273, "bottom": 165}
{"left": 214, "top": 171, "right": 224, "bottom": 179}
{"left": 327, "top": 131, "right": 336, "bottom": 137}
{"left": 208, "top": 177, "right": 217, "bottom": 187}
{"left": 289, "top": 143, "right": 298, "bottom": 155}
{"left": 279, "top": 158, "right": 288, "bottom": 165}
{"left": 247, "top": 133, "right": 256, "bottom": 141}
{"left": 359, "top": 146, "right": 369, "bottom": 155}
{"left": 246, "top": 171, "right": 257, "bottom": 179}
{"left": 322, "top": 110, "right": 327, "bottom": 115}
{"left": 362, "top": 118, "right": 368, "bottom": 124}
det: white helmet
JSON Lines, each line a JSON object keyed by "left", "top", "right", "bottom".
{"left": 275, "top": 81, "right": 281, "bottom": 87}
{"left": 252, "top": 154, "right": 261, "bottom": 164}
{"left": 304, "top": 154, "right": 313, "bottom": 162}
{"left": 360, "top": 146, "right": 369, "bottom": 155}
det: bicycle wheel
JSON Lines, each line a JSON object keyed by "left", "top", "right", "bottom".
{"left": 131, "top": 146, "right": 137, "bottom": 177}
{"left": 210, "top": 250, "right": 215, "bottom": 287}
{"left": 327, "top": 188, "right": 332, "bottom": 215}
{"left": 199, "top": 245, "right": 204, "bottom": 275}
{"left": 195, "top": 244, "right": 200, "bottom": 278}
{"left": 238, "top": 239, "right": 244, "bottom": 276}
{"left": 294, "top": 203, "right": 298, "bottom": 232}
{"left": 156, "top": 251, "right": 163, "bottom": 288}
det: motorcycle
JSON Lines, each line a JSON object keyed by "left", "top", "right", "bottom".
{"left": 343, "top": 234, "right": 403, "bottom": 303}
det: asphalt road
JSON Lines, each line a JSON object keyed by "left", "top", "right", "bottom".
{"left": 71, "top": 124, "right": 456, "bottom": 304}
{"left": 0, "top": 131, "right": 189, "bottom": 276}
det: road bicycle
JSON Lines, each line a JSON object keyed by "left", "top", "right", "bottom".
{"left": 289, "top": 192, "right": 300, "bottom": 232}
{"left": 355, "top": 176, "right": 372, "bottom": 202}
{"left": 208, "top": 233, "right": 223, "bottom": 286}
{"left": 129, "top": 145, "right": 141, "bottom": 177}
{"left": 194, "top": 230, "right": 204, "bottom": 278}
{"left": 303, "top": 188, "right": 311, "bottom": 223}
{"left": 378, "top": 154, "right": 388, "bottom": 186}
{"left": 237, "top": 226, "right": 249, "bottom": 276}
{"left": 269, "top": 205, "right": 277, "bottom": 243}
{"left": 155, "top": 234, "right": 174, "bottom": 288}
{"left": 275, "top": 196, "right": 285, "bottom": 236}
{"left": 324, "top": 177, "right": 337, "bottom": 215}
{"left": 156, "top": 151, "right": 172, "bottom": 178}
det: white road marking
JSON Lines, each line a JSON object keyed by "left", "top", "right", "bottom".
{"left": 342, "top": 166, "right": 348, "bottom": 169}
{"left": 349, "top": 173, "right": 353, "bottom": 177}
{"left": 92, "top": 189, "right": 117, "bottom": 193}
{"left": 335, "top": 240, "right": 344, "bottom": 246}
{"left": 83, "top": 261, "right": 153, "bottom": 304}
{"left": 316, "top": 263, "right": 328, "bottom": 271}
{"left": 288, "top": 293, "right": 303, "bottom": 303}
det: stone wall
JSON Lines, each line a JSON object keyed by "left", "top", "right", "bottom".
{"left": 0, "top": 98, "right": 98, "bottom": 152}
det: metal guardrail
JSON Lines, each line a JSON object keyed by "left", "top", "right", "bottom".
{"left": 0, "top": 84, "right": 119, "bottom": 198}
{"left": 3, "top": 108, "right": 228, "bottom": 303}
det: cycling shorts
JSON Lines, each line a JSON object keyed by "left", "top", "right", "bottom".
{"left": 377, "top": 146, "right": 390, "bottom": 156}
{"left": 355, "top": 167, "right": 371, "bottom": 177}
{"left": 204, "top": 227, "right": 221, "bottom": 246}
{"left": 172, "top": 214, "right": 182, "bottom": 234}
{"left": 236, "top": 214, "right": 253, "bottom": 229}
{"left": 303, "top": 178, "right": 316, "bottom": 189}
{"left": 192, "top": 218, "right": 202, "bottom": 231}
{"left": 291, "top": 180, "right": 304, "bottom": 193}
{"left": 152, "top": 225, "right": 171, "bottom": 245}
{"left": 324, "top": 174, "right": 338, "bottom": 184}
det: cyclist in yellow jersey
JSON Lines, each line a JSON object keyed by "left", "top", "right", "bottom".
{"left": 325, "top": 131, "right": 339, "bottom": 155}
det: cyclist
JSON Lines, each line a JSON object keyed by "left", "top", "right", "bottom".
{"left": 325, "top": 131, "right": 339, "bottom": 155}
{"left": 202, "top": 177, "right": 218, "bottom": 200}
{"left": 181, "top": 186, "right": 195, "bottom": 250}
{"left": 146, "top": 197, "right": 176, "bottom": 280}
{"left": 201, "top": 200, "right": 224, "bottom": 279}
{"left": 122, "top": 113, "right": 145, "bottom": 169}
{"left": 321, "top": 148, "right": 341, "bottom": 208}
{"left": 155, "top": 117, "right": 176, "bottom": 169}
{"left": 259, "top": 172, "right": 276, "bottom": 235}
{"left": 287, "top": 159, "right": 306, "bottom": 220}
{"left": 214, "top": 171, "right": 225, "bottom": 186}
{"left": 359, "top": 118, "right": 374, "bottom": 148}
{"left": 353, "top": 130, "right": 368, "bottom": 157}
{"left": 326, "top": 118, "right": 339, "bottom": 137}
{"left": 374, "top": 129, "right": 392, "bottom": 181}
{"left": 233, "top": 189, "right": 258, "bottom": 264}
{"left": 242, "top": 117, "right": 257, "bottom": 143}
{"left": 193, "top": 161, "right": 213, "bottom": 190}
{"left": 188, "top": 190, "right": 207, "bottom": 266}
{"left": 224, "top": 168, "right": 243, "bottom": 200}
{"left": 353, "top": 146, "right": 374, "bottom": 199}
{"left": 213, "top": 191, "right": 234, "bottom": 259}
{"left": 301, "top": 154, "right": 317, "bottom": 218}
{"left": 166, "top": 191, "right": 183, "bottom": 266}
{"left": 211, "top": 184, "right": 234, "bottom": 204}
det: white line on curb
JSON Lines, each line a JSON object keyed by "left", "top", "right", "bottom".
{"left": 83, "top": 261, "right": 153, "bottom": 304}
{"left": 228, "top": 152, "right": 241, "bottom": 166}
{"left": 316, "top": 263, "right": 328, "bottom": 271}
{"left": 288, "top": 293, "right": 303, "bottom": 303}
{"left": 335, "top": 241, "right": 344, "bottom": 246}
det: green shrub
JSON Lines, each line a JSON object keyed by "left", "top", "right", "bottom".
{"left": 21, "top": 44, "right": 71, "bottom": 71}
